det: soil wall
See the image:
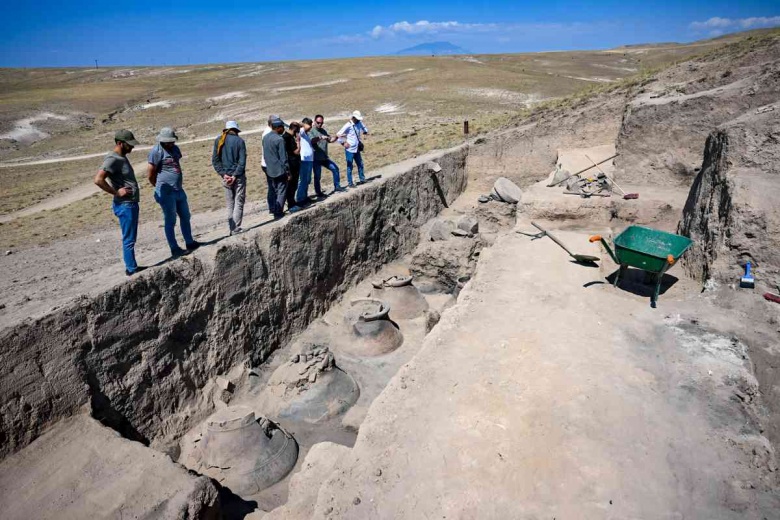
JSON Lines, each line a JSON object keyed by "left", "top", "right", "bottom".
{"left": 0, "top": 146, "right": 469, "bottom": 460}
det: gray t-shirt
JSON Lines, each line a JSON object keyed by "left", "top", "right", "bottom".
{"left": 148, "top": 144, "right": 183, "bottom": 190}
{"left": 101, "top": 152, "right": 140, "bottom": 203}
{"left": 310, "top": 127, "right": 329, "bottom": 161}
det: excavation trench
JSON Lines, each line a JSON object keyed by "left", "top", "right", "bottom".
{"left": 0, "top": 143, "right": 523, "bottom": 517}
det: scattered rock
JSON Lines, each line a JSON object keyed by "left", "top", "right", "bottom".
{"left": 219, "top": 389, "right": 232, "bottom": 404}
{"left": 215, "top": 376, "right": 234, "bottom": 393}
{"left": 478, "top": 195, "right": 491, "bottom": 203}
{"left": 547, "top": 167, "right": 571, "bottom": 186}
{"left": 426, "top": 161, "right": 442, "bottom": 173}
{"left": 491, "top": 177, "right": 523, "bottom": 203}
{"left": 424, "top": 309, "right": 441, "bottom": 333}
{"left": 374, "top": 468, "right": 382, "bottom": 477}
{"left": 353, "top": 497, "right": 361, "bottom": 505}
{"left": 429, "top": 219, "right": 454, "bottom": 241}
{"left": 4, "top": 250, "right": 11, "bottom": 256}
{"left": 451, "top": 229, "right": 472, "bottom": 238}
{"left": 457, "top": 215, "right": 479, "bottom": 234}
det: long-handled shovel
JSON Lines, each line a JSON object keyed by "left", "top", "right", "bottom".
{"left": 517, "top": 222, "right": 600, "bottom": 264}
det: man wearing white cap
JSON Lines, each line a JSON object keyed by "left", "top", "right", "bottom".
{"left": 212, "top": 120, "right": 247, "bottom": 235}
{"left": 147, "top": 127, "right": 200, "bottom": 257}
{"left": 337, "top": 110, "right": 369, "bottom": 187}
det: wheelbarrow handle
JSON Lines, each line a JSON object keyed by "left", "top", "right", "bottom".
{"left": 589, "top": 235, "right": 619, "bottom": 264}
{"left": 667, "top": 254, "right": 675, "bottom": 266}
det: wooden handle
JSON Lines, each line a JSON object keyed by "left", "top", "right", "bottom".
{"left": 589, "top": 235, "right": 602, "bottom": 243}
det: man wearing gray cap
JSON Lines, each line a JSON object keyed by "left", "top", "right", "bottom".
{"left": 147, "top": 127, "right": 200, "bottom": 257}
{"left": 262, "top": 117, "right": 289, "bottom": 219}
{"left": 212, "top": 120, "right": 247, "bottom": 235}
{"left": 94, "top": 129, "right": 144, "bottom": 276}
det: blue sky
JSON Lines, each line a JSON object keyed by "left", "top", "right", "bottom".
{"left": 0, "top": 1, "right": 778, "bottom": 67}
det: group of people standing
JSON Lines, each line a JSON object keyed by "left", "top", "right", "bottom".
{"left": 94, "top": 111, "right": 368, "bottom": 276}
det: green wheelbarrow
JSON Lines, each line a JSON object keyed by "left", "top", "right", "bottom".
{"left": 589, "top": 225, "right": 693, "bottom": 308}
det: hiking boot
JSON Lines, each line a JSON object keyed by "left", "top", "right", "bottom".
{"left": 288, "top": 205, "right": 303, "bottom": 213}
{"left": 230, "top": 227, "right": 244, "bottom": 236}
{"left": 333, "top": 186, "right": 347, "bottom": 193}
{"left": 126, "top": 266, "right": 147, "bottom": 277}
{"left": 171, "top": 247, "right": 187, "bottom": 258}
{"left": 186, "top": 241, "right": 201, "bottom": 251}
{"left": 315, "top": 192, "right": 328, "bottom": 200}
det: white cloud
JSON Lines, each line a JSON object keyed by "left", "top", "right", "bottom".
{"left": 369, "top": 20, "right": 498, "bottom": 39}
{"left": 690, "top": 16, "right": 780, "bottom": 31}
{"left": 319, "top": 19, "right": 613, "bottom": 49}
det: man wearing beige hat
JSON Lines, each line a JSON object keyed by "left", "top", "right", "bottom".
{"left": 94, "top": 129, "right": 144, "bottom": 276}
{"left": 212, "top": 120, "right": 247, "bottom": 235}
{"left": 337, "top": 110, "right": 369, "bottom": 187}
{"left": 147, "top": 127, "right": 200, "bottom": 257}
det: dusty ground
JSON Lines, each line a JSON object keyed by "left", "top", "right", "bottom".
{"left": 291, "top": 219, "right": 779, "bottom": 519}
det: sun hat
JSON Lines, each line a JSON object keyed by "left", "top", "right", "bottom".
{"left": 114, "top": 129, "right": 139, "bottom": 146}
{"left": 225, "top": 120, "right": 240, "bottom": 132}
{"left": 157, "top": 127, "right": 178, "bottom": 143}
{"left": 351, "top": 110, "right": 363, "bottom": 121}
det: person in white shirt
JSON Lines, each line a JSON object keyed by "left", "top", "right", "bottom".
{"left": 337, "top": 110, "right": 369, "bottom": 187}
{"left": 296, "top": 117, "right": 316, "bottom": 205}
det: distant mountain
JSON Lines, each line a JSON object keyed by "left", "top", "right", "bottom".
{"left": 395, "top": 41, "right": 470, "bottom": 56}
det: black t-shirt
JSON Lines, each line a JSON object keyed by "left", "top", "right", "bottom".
{"left": 283, "top": 132, "right": 300, "bottom": 165}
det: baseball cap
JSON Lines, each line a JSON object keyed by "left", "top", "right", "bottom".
{"left": 225, "top": 120, "right": 240, "bottom": 132}
{"left": 114, "top": 129, "right": 140, "bottom": 146}
{"left": 351, "top": 110, "right": 363, "bottom": 121}
{"left": 270, "top": 117, "right": 285, "bottom": 128}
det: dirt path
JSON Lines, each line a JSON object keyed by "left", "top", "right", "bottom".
{"left": 0, "top": 127, "right": 275, "bottom": 223}
{"left": 0, "top": 183, "right": 101, "bottom": 224}
{"left": 296, "top": 218, "right": 779, "bottom": 519}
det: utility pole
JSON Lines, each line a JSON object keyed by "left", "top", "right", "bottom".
{"left": 94, "top": 59, "right": 98, "bottom": 69}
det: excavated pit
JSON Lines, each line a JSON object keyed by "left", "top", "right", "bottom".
{"left": 1, "top": 143, "right": 515, "bottom": 517}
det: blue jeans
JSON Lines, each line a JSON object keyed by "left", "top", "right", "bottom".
{"left": 153, "top": 185, "right": 195, "bottom": 253}
{"left": 296, "top": 161, "right": 313, "bottom": 204}
{"left": 112, "top": 201, "right": 139, "bottom": 273}
{"left": 314, "top": 158, "right": 341, "bottom": 192}
{"left": 345, "top": 150, "right": 365, "bottom": 185}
